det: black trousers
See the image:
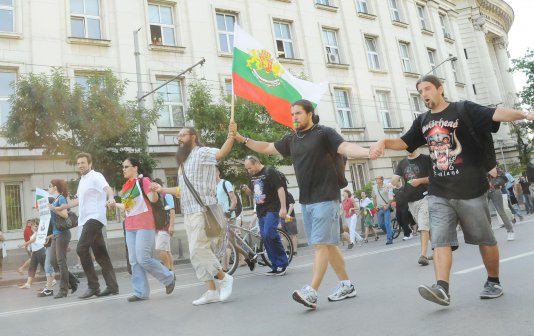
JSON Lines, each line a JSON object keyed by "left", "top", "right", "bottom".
{"left": 28, "top": 248, "right": 46, "bottom": 278}
{"left": 76, "top": 219, "right": 118, "bottom": 291}
{"left": 396, "top": 203, "right": 413, "bottom": 237}
{"left": 50, "top": 230, "right": 78, "bottom": 293}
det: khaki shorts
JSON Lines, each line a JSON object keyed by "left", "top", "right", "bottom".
{"left": 408, "top": 197, "right": 430, "bottom": 231}
{"left": 155, "top": 231, "right": 171, "bottom": 252}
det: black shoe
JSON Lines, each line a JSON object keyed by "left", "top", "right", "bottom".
{"left": 245, "top": 258, "right": 256, "bottom": 272}
{"left": 166, "top": 275, "right": 176, "bottom": 295}
{"left": 79, "top": 288, "right": 100, "bottom": 299}
{"left": 347, "top": 243, "right": 354, "bottom": 249}
{"left": 54, "top": 291, "right": 68, "bottom": 299}
{"left": 97, "top": 287, "right": 119, "bottom": 297}
{"left": 70, "top": 282, "right": 79, "bottom": 294}
{"left": 386, "top": 240, "right": 393, "bottom": 245}
{"left": 127, "top": 295, "right": 143, "bottom": 302}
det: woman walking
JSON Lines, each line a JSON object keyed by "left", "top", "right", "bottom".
{"left": 19, "top": 219, "right": 45, "bottom": 289}
{"left": 116, "top": 157, "right": 175, "bottom": 302}
{"left": 341, "top": 190, "right": 362, "bottom": 249}
{"left": 47, "top": 179, "right": 79, "bottom": 298}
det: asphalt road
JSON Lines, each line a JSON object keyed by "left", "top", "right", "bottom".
{"left": 1, "top": 220, "right": 533, "bottom": 336}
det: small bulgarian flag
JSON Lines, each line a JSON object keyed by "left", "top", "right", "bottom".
{"left": 35, "top": 188, "right": 50, "bottom": 209}
{"left": 232, "top": 24, "right": 328, "bottom": 129}
{"left": 120, "top": 179, "right": 148, "bottom": 217}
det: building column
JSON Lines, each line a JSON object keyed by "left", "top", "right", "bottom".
{"left": 493, "top": 36, "right": 517, "bottom": 107}
{"left": 472, "top": 15, "right": 502, "bottom": 104}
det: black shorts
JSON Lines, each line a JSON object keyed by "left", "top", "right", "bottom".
{"left": 281, "top": 219, "right": 298, "bottom": 235}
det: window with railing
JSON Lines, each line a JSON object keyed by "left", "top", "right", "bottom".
{"left": 1, "top": 182, "right": 23, "bottom": 231}
{"left": 350, "top": 163, "right": 368, "bottom": 192}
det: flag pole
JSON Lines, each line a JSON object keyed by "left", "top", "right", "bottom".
{"left": 231, "top": 94, "right": 235, "bottom": 121}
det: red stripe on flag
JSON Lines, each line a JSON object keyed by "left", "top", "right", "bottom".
{"left": 232, "top": 73, "right": 293, "bottom": 129}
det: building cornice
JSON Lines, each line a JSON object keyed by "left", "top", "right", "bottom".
{"left": 476, "top": 0, "right": 514, "bottom": 33}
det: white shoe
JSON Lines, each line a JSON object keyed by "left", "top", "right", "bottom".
{"left": 19, "top": 283, "right": 31, "bottom": 289}
{"left": 507, "top": 232, "right": 515, "bottom": 241}
{"left": 219, "top": 273, "right": 234, "bottom": 301}
{"left": 403, "top": 234, "right": 413, "bottom": 241}
{"left": 192, "top": 290, "right": 220, "bottom": 305}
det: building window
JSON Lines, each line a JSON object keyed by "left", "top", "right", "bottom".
{"left": 156, "top": 79, "right": 185, "bottom": 128}
{"left": 334, "top": 89, "right": 353, "bottom": 128}
{"left": 439, "top": 13, "right": 452, "bottom": 39}
{"left": 377, "top": 91, "right": 392, "bottom": 128}
{"left": 417, "top": 4, "right": 429, "bottom": 31}
{"left": 70, "top": 0, "right": 102, "bottom": 39}
{"left": 0, "top": 182, "right": 23, "bottom": 231}
{"left": 0, "top": 0, "right": 14, "bottom": 32}
{"left": 391, "top": 160, "right": 399, "bottom": 174}
{"left": 411, "top": 94, "right": 424, "bottom": 119}
{"left": 74, "top": 72, "right": 103, "bottom": 92}
{"left": 224, "top": 79, "right": 233, "bottom": 98}
{"left": 148, "top": 3, "right": 176, "bottom": 46}
{"left": 0, "top": 70, "right": 16, "bottom": 126}
{"left": 323, "top": 29, "right": 341, "bottom": 64}
{"left": 398, "top": 42, "right": 413, "bottom": 73}
{"left": 316, "top": 0, "right": 332, "bottom": 5}
{"left": 427, "top": 48, "right": 440, "bottom": 77}
{"left": 365, "top": 36, "right": 380, "bottom": 70}
{"left": 216, "top": 12, "right": 236, "bottom": 53}
{"left": 451, "top": 59, "right": 461, "bottom": 83}
{"left": 388, "top": 0, "right": 401, "bottom": 22}
{"left": 356, "top": 0, "right": 370, "bottom": 14}
{"left": 350, "top": 163, "right": 368, "bottom": 192}
{"left": 273, "top": 21, "right": 295, "bottom": 59}
{"left": 165, "top": 173, "right": 181, "bottom": 214}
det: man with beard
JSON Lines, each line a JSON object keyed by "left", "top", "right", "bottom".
{"left": 154, "top": 124, "right": 237, "bottom": 306}
{"left": 60, "top": 152, "right": 119, "bottom": 299}
{"left": 232, "top": 99, "right": 378, "bottom": 309}
{"left": 372, "top": 74, "right": 534, "bottom": 307}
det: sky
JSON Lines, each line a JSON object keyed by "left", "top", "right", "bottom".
{"left": 504, "top": 0, "right": 533, "bottom": 92}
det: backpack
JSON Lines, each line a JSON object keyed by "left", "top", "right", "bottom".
{"left": 490, "top": 167, "right": 508, "bottom": 188}
{"left": 267, "top": 166, "right": 289, "bottom": 192}
{"left": 140, "top": 177, "right": 168, "bottom": 230}
{"left": 420, "top": 101, "right": 500, "bottom": 173}
{"left": 221, "top": 179, "right": 243, "bottom": 217}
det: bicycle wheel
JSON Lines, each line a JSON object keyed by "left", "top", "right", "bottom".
{"left": 215, "top": 239, "right": 239, "bottom": 275}
{"left": 391, "top": 218, "right": 401, "bottom": 239}
{"left": 260, "top": 229, "right": 294, "bottom": 269}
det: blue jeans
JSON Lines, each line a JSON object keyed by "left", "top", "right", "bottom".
{"left": 522, "top": 194, "right": 532, "bottom": 213}
{"left": 258, "top": 212, "right": 288, "bottom": 270}
{"left": 125, "top": 229, "right": 174, "bottom": 299}
{"left": 377, "top": 208, "right": 393, "bottom": 241}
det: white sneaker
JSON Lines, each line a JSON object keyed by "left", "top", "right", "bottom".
{"left": 507, "top": 232, "right": 515, "bottom": 241}
{"left": 192, "top": 290, "right": 220, "bottom": 306}
{"left": 403, "top": 234, "right": 413, "bottom": 241}
{"left": 219, "top": 273, "right": 234, "bottom": 301}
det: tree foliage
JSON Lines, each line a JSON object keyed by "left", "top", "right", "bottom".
{"left": 510, "top": 49, "right": 534, "bottom": 168}
{"left": 186, "top": 80, "right": 292, "bottom": 185}
{"left": 3, "top": 69, "right": 160, "bottom": 188}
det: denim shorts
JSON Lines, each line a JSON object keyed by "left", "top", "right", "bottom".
{"left": 427, "top": 193, "right": 497, "bottom": 248}
{"left": 301, "top": 200, "right": 340, "bottom": 245}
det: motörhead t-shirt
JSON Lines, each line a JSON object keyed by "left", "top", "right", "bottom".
{"left": 401, "top": 101, "right": 496, "bottom": 200}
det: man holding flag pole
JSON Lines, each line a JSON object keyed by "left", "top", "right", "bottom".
{"left": 229, "top": 24, "right": 380, "bottom": 309}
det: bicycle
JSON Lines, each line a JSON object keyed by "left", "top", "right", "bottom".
{"left": 214, "top": 217, "right": 294, "bottom": 275}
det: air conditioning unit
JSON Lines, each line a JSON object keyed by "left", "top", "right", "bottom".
{"left": 328, "top": 53, "right": 340, "bottom": 64}
{"left": 444, "top": 33, "right": 452, "bottom": 39}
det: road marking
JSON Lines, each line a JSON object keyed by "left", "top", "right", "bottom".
{"left": 0, "top": 241, "right": 421, "bottom": 318}
{"left": 454, "top": 250, "right": 534, "bottom": 275}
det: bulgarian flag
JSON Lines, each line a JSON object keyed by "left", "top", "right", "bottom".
{"left": 120, "top": 178, "right": 148, "bottom": 217}
{"left": 35, "top": 188, "right": 50, "bottom": 209}
{"left": 232, "top": 24, "right": 328, "bottom": 128}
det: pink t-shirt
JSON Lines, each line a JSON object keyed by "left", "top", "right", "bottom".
{"left": 124, "top": 178, "right": 156, "bottom": 231}
{"left": 342, "top": 198, "right": 356, "bottom": 218}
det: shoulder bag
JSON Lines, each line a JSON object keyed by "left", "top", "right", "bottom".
{"left": 181, "top": 165, "right": 225, "bottom": 238}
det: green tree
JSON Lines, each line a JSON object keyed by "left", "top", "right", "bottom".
{"left": 3, "top": 68, "right": 160, "bottom": 189}
{"left": 186, "top": 80, "right": 292, "bottom": 186}
{"left": 510, "top": 49, "right": 534, "bottom": 168}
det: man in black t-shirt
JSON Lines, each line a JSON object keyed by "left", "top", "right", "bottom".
{"left": 233, "top": 99, "right": 376, "bottom": 309}
{"left": 372, "top": 74, "right": 534, "bottom": 307}
{"left": 242, "top": 156, "right": 288, "bottom": 276}
{"left": 391, "top": 151, "right": 432, "bottom": 266}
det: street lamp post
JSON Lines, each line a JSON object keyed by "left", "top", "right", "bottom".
{"left": 497, "top": 138, "right": 508, "bottom": 172}
{"left": 424, "top": 55, "right": 458, "bottom": 76}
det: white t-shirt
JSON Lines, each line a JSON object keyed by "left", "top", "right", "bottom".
{"left": 30, "top": 232, "right": 44, "bottom": 252}
{"left": 77, "top": 170, "right": 110, "bottom": 226}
